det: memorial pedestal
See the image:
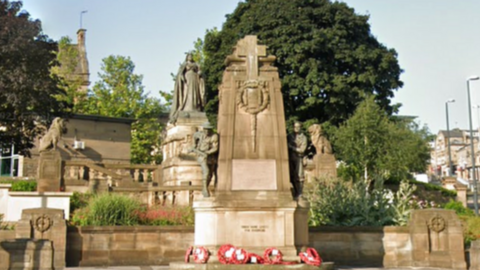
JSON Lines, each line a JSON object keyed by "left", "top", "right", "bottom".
{"left": 314, "top": 154, "right": 337, "bottom": 178}
{"left": 37, "top": 150, "right": 62, "bottom": 192}
{"left": 162, "top": 112, "right": 208, "bottom": 205}
{"left": 194, "top": 192, "right": 309, "bottom": 257}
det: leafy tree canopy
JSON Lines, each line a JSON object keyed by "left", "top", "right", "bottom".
{"left": 78, "top": 55, "right": 165, "bottom": 164}
{"left": 202, "top": 0, "right": 403, "bottom": 128}
{"left": 0, "top": 0, "right": 69, "bottom": 155}
{"left": 330, "top": 96, "right": 431, "bottom": 185}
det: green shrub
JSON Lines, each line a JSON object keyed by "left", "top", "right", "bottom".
{"left": 10, "top": 181, "right": 36, "bottom": 191}
{"left": 70, "top": 207, "right": 90, "bottom": 227}
{"left": 70, "top": 193, "right": 195, "bottom": 227}
{"left": 444, "top": 200, "right": 474, "bottom": 217}
{"left": 70, "top": 192, "right": 93, "bottom": 214}
{"left": 0, "top": 180, "right": 37, "bottom": 191}
{"left": 305, "top": 177, "right": 416, "bottom": 226}
{"left": 72, "top": 193, "right": 142, "bottom": 226}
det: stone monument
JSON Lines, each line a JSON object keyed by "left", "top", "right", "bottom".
{"left": 15, "top": 208, "right": 67, "bottom": 269}
{"left": 193, "top": 36, "right": 309, "bottom": 257}
{"left": 38, "top": 117, "right": 66, "bottom": 192}
{"left": 161, "top": 53, "right": 209, "bottom": 204}
{"left": 409, "top": 209, "right": 466, "bottom": 270}
{"left": 306, "top": 124, "right": 337, "bottom": 179}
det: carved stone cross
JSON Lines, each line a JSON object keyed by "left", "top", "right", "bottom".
{"left": 237, "top": 35, "right": 267, "bottom": 80}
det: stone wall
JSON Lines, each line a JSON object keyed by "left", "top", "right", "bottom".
{"left": 66, "top": 226, "right": 194, "bottom": 266}
{"left": 310, "top": 226, "right": 411, "bottom": 267}
{"left": 66, "top": 226, "right": 412, "bottom": 267}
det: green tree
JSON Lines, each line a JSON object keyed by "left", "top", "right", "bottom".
{"left": 202, "top": 0, "right": 402, "bottom": 127}
{"left": 0, "top": 0, "right": 69, "bottom": 155}
{"left": 332, "top": 96, "right": 430, "bottom": 184}
{"left": 81, "top": 55, "right": 164, "bottom": 164}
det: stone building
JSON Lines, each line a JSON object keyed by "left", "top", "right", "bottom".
{"left": 20, "top": 114, "right": 135, "bottom": 178}
{"left": 431, "top": 128, "right": 479, "bottom": 180}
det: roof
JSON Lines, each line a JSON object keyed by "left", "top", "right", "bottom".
{"left": 71, "top": 114, "right": 136, "bottom": 124}
{"left": 439, "top": 129, "right": 464, "bottom": 138}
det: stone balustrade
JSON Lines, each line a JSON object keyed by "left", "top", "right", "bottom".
{"left": 111, "top": 185, "right": 204, "bottom": 206}
{"left": 62, "top": 161, "right": 161, "bottom": 193}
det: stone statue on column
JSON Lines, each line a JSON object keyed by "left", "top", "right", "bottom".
{"left": 169, "top": 53, "right": 205, "bottom": 124}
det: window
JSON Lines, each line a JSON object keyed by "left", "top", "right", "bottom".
{"left": 0, "top": 145, "right": 19, "bottom": 177}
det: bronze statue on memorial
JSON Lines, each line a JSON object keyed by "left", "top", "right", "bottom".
{"left": 188, "top": 122, "right": 219, "bottom": 198}
{"left": 38, "top": 117, "right": 66, "bottom": 152}
{"left": 288, "top": 121, "right": 307, "bottom": 198}
{"left": 170, "top": 53, "right": 206, "bottom": 124}
{"left": 308, "top": 124, "right": 332, "bottom": 155}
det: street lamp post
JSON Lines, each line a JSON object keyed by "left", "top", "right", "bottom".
{"left": 446, "top": 99, "right": 455, "bottom": 176}
{"left": 467, "top": 75, "right": 480, "bottom": 215}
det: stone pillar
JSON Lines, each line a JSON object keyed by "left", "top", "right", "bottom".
{"left": 470, "top": 240, "right": 480, "bottom": 270}
{"left": 410, "top": 209, "right": 466, "bottom": 270}
{"left": 37, "top": 150, "right": 62, "bottom": 192}
{"left": 455, "top": 184, "right": 468, "bottom": 208}
{"left": 16, "top": 208, "right": 67, "bottom": 269}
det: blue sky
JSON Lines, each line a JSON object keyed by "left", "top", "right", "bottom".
{"left": 20, "top": 0, "right": 480, "bottom": 134}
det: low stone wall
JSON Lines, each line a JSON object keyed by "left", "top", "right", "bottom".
{"left": 66, "top": 226, "right": 194, "bottom": 266}
{"left": 66, "top": 226, "right": 411, "bottom": 267}
{"left": 310, "top": 226, "right": 411, "bottom": 267}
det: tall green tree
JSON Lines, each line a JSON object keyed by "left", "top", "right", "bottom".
{"left": 0, "top": 0, "right": 69, "bottom": 155}
{"left": 202, "top": 0, "right": 402, "bottom": 127}
{"left": 81, "top": 55, "right": 164, "bottom": 164}
{"left": 331, "top": 96, "right": 430, "bottom": 184}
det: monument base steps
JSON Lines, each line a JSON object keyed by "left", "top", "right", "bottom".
{"left": 170, "top": 261, "right": 334, "bottom": 270}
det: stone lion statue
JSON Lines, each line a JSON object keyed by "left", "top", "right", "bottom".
{"left": 38, "top": 117, "right": 66, "bottom": 152}
{"left": 307, "top": 124, "right": 333, "bottom": 155}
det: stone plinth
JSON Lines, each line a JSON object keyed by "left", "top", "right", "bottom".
{"left": 314, "top": 154, "right": 337, "bottom": 178}
{"left": 162, "top": 112, "right": 208, "bottom": 205}
{"left": 37, "top": 150, "right": 62, "bottom": 192}
{"left": 16, "top": 208, "right": 67, "bottom": 269}
{"left": 0, "top": 239, "right": 53, "bottom": 270}
{"left": 194, "top": 194, "right": 309, "bottom": 256}
{"left": 410, "top": 209, "right": 466, "bottom": 270}
{"left": 192, "top": 36, "right": 309, "bottom": 258}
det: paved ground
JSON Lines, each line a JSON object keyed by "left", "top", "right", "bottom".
{"left": 65, "top": 266, "right": 455, "bottom": 270}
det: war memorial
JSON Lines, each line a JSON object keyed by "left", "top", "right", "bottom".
{"left": 0, "top": 35, "right": 474, "bottom": 270}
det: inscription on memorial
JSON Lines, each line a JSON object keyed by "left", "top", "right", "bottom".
{"left": 241, "top": 225, "right": 269, "bottom": 232}
{"left": 231, "top": 159, "right": 276, "bottom": 190}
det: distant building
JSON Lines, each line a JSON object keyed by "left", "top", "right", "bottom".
{"left": 431, "top": 128, "right": 479, "bottom": 181}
